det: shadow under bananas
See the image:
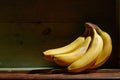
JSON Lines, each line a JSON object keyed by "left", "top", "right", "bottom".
{"left": 28, "top": 68, "right": 97, "bottom": 74}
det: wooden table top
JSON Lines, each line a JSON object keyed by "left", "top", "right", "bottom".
{"left": 0, "top": 69, "right": 119, "bottom": 80}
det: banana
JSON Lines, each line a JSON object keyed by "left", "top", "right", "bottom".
{"left": 43, "top": 37, "right": 85, "bottom": 61}
{"left": 67, "top": 27, "right": 103, "bottom": 73}
{"left": 53, "top": 36, "right": 91, "bottom": 66}
{"left": 86, "top": 22, "right": 112, "bottom": 69}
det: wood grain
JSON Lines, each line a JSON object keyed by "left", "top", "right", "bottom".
{"left": 0, "top": 69, "right": 119, "bottom": 80}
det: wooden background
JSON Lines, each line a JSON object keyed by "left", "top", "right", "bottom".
{"left": 0, "top": 0, "right": 119, "bottom": 68}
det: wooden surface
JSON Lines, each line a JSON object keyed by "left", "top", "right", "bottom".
{"left": 0, "top": 69, "right": 119, "bottom": 80}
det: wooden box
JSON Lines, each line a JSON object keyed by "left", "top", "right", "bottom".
{"left": 0, "top": 0, "right": 119, "bottom": 79}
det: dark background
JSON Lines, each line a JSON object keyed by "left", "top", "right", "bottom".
{"left": 0, "top": 0, "right": 119, "bottom": 68}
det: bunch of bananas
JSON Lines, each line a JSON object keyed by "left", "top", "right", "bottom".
{"left": 43, "top": 22, "right": 112, "bottom": 73}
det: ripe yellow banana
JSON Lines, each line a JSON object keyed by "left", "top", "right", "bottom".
{"left": 86, "top": 22, "right": 112, "bottom": 69}
{"left": 53, "top": 36, "right": 91, "bottom": 66}
{"left": 67, "top": 28, "right": 103, "bottom": 73}
{"left": 43, "top": 37, "right": 85, "bottom": 61}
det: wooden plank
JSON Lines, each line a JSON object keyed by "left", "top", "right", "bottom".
{"left": 0, "top": 0, "right": 115, "bottom": 22}
{"left": 0, "top": 69, "right": 119, "bottom": 79}
{"left": 118, "top": 0, "right": 120, "bottom": 68}
{"left": 0, "top": 23, "right": 83, "bottom": 67}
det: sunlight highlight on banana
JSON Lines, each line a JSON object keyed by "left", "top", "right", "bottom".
{"left": 43, "top": 22, "right": 112, "bottom": 73}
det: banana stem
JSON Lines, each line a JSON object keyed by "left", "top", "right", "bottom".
{"left": 85, "top": 22, "right": 103, "bottom": 35}
{"left": 84, "top": 22, "right": 96, "bottom": 38}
